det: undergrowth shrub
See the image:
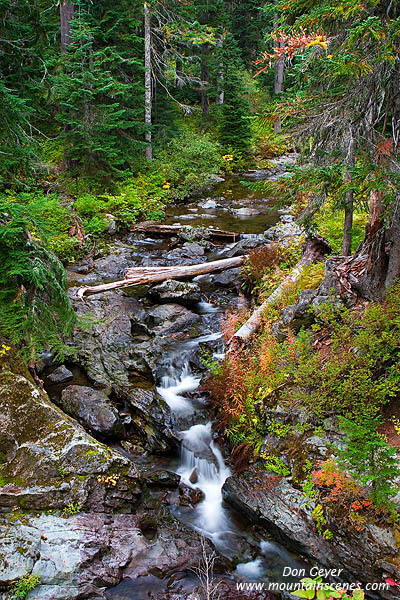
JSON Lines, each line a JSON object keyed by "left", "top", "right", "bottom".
{"left": 206, "top": 283, "right": 400, "bottom": 485}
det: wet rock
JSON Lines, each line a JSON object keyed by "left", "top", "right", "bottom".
{"left": 232, "top": 207, "right": 261, "bottom": 216}
{"left": 212, "top": 268, "right": 242, "bottom": 288}
{"left": 143, "top": 470, "right": 180, "bottom": 488}
{"left": 127, "top": 388, "right": 177, "bottom": 452}
{"left": 223, "top": 466, "right": 400, "bottom": 598}
{"left": 179, "top": 483, "right": 205, "bottom": 506}
{"left": 200, "top": 199, "right": 219, "bottom": 209}
{"left": 60, "top": 385, "right": 123, "bottom": 439}
{"left": 148, "top": 280, "right": 201, "bottom": 306}
{"left": 189, "top": 468, "right": 198, "bottom": 484}
{"left": 0, "top": 372, "right": 139, "bottom": 512}
{"left": 68, "top": 293, "right": 152, "bottom": 388}
{"left": 149, "top": 304, "right": 200, "bottom": 336}
{"left": 166, "top": 242, "right": 207, "bottom": 266}
{"left": 46, "top": 365, "right": 73, "bottom": 384}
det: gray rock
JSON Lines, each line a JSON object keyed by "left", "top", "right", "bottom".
{"left": 281, "top": 289, "right": 318, "bottom": 331}
{"left": 47, "top": 365, "right": 73, "bottom": 385}
{"left": 60, "top": 385, "right": 123, "bottom": 438}
{"left": 212, "top": 268, "right": 242, "bottom": 288}
{"left": 0, "top": 372, "right": 139, "bottom": 513}
{"left": 105, "top": 213, "right": 117, "bottom": 235}
{"left": 200, "top": 199, "right": 218, "bottom": 209}
{"left": 148, "top": 280, "right": 201, "bottom": 306}
{"left": 127, "top": 388, "right": 177, "bottom": 452}
{"left": 223, "top": 467, "right": 400, "bottom": 597}
{"left": 166, "top": 242, "right": 207, "bottom": 266}
{"left": 148, "top": 304, "right": 200, "bottom": 335}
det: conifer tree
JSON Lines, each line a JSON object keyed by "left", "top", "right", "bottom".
{"left": 219, "top": 34, "right": 252, "bottom": 154}
{"left": 337, "top": 416, "right": 400, "bottom": 509}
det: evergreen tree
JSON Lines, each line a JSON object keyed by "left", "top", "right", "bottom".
{"left": 337, "top": 416, "right": 400, "bottom": 509}
{"left": 53, "top": 0, "right": 145, "bottom": 178}
{"left": 219, "top": 34, "right": 252, "bottom": 154}
{"left": 0, "top": 201, "right": 76, "bottom": 361}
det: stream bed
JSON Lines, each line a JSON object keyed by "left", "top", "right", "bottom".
{"left": 57, "top": 155, "right": 311, "bottom": 598}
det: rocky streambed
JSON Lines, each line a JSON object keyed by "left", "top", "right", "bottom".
{"left": 1, "top": 156, "right": 398, "bottom": 599}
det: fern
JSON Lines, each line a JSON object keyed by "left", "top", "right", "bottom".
{"left": 0, "top": 201, "right": 76, "bottom": 361}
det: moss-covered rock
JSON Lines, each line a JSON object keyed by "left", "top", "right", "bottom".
{"left": 0, "top": 373, "right": 140, "bottom": 513}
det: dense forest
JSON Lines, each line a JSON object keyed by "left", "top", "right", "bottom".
{"left": 1, "top": 1, "right": 400, "bottom": 599}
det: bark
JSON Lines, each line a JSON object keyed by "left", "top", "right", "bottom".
{"left": 200, "top": 45, "right": 210, "bottom": 116}
{"left": 229, "top": 236, "right": 332, "bottom": 346}
{"left": 144, "top": 2, "right": 152, "bottom": 161}
{"left": 385, "top": 201, "right": 400, "bottom": 290}
{"left": 60, "top": 1, "right": 74, "bottom": 54}
{"left": 273, "top": 12, "right": 284, "bottom": 133}
{"left": 76, "top": 256, "right": 245, "bottom": 298}
{"left": 356, "top": 190, "right": 389, "bottom": 300}
{"left": 342, "top": 141, "right": 355, "bottom": 256}
{"left": 342, "top": 188, "right": 354, "bottom": 256}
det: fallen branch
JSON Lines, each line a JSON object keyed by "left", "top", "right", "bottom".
{"left": 132, "top": 223, "right": 239, "bottom": 242}
{"left": 76, "top": 256, "right": 245, "bottom": 298}
{"left": 229, "top": 236, "right": 331, "bottom": 347}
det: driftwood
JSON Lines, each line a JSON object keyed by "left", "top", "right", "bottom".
{"left": 229, "top": 236, "right": 332, "bottom": 346}
{"left": 132, "top": 223, "right": 239, "bottom": 242}
{"left": 76, "top": 256, "right": 245, "bottom": 298}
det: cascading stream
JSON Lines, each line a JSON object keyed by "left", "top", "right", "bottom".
{"left": 155, "top": 332, "right": 238, "bottom": 552}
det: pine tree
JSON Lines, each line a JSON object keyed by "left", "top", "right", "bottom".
{"left": 0, "top": 201, "right": 76, "bottom": 361}
{"left": 219, "top": 34, "right": 252, "bottom": 154}
{"left": 337, "top": 416, "right": 400, "bottom": 509}
{"left": 53, "top": 0, "right": 145, "bottom": 178}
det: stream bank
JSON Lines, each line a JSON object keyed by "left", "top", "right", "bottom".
{"left": 0, "top": 154, "right": 396, "bottom": 599}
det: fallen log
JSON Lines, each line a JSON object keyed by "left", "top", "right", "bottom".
{"left": 132, "top": 223, "right": 239, "bottom": 242}
{"left": 229, "top": 236, "right": 332, "bottom": 347}
{"left": 76, "top": 256, "right": 245, "bottom": 298}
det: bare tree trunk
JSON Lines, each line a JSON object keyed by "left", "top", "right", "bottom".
{"left": 342, "top": 188, "right": 354, "bottom": 256}
{"left": 342, "top": 139, "right": 355, "bottom": 256}
{"left": 273, "top": 12, "right": 284, "bottom": 133}
{"left": 60, "top": 1, "right": 74, "bottom": 54}
{"left": 144, "top": 2, "right": 152, "bottom": 161}
{"left": 216, "top": 36, "right": 224, "bottom": 106}
{"left": 200, "top": 45, "right": 210, "bottom": 116}
{"left": 385, "top": 200, "right": 400, "bottom": 290}
{"left": 76, "top": 256, "right": 245, "bottom": 298}
{"left": 229, "top": 236, "right": 331, "bottom": 346}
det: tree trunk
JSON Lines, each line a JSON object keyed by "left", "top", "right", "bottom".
{"left": 200, "top": 45, "right": 210, "bottom": 116}
{"left": 356, "top": 190, "right": 388, "bottom": 300}
{"left": 229, "top": 236, "right": 332, "bottom": 346}
{"left": 144, "top": 2, "right": 152, "bottom": 161}
{"left": 60, "top": 1, "right": 74, "bottom": 54}
{"left": 216, "top": 36, "right": 224, "bottom": 106}
{"left": 76, "top": 256, "right": 245, "bottom": 298}
{"left": 342, "top": 189, "right": 354, "bottom": 256}
{"left": 342, "top": 140, "right": 355, "bottom": 256}
{"left": 273, "top": 12, "right": 284, "bottom": 133}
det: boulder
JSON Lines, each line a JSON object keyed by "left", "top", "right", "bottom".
{"left": 179, "top": 483, "right": 205, "bottom": 506}
{"left": 223, "top": 466, "right": 400, "bottom": 598}
{"left": 148, "top": 304, "right": 200, "bottom": 335}
{"left": 60, "top": 385, "right": 123, "bottom": 438}
{"left": 148, "top": 280, "right": 201, "bottom": 306}
{"left": 212, "top": 268, "right": 242, "bottom": 288}
{"left": 0, "top": 372, "right": 139, "bottom": 513}
{"left": 127, "top": 388, "right": 177, "bottom": 452}
{"left": 46, "top": 365, "right": 73, "bottom": 385}
{"left": 166, "top": 242, "right": 207, "bottom": 266}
